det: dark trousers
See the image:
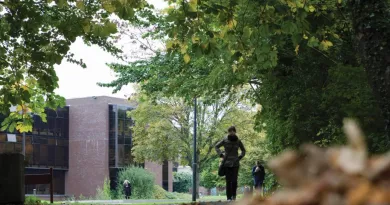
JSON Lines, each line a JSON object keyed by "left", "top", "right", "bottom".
{"left": 225, "top": 167, "right": 239, "bottom": 200}
{"left": 125, "top": 189, "right": 131, "bottom": 199}
{"left": 254, "top": 180, "right": 263, "bottom": 189}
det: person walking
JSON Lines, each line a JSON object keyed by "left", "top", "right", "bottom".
{"left": 252, "top": 161, "right": 265, "bottom": 195}
{"left": 215, "top": 126, "right": 246, "bottom": 201}
{"left": 123, "top": 180, "right": 131, "bottom": 199}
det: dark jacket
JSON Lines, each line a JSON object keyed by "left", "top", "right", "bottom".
{"left": 124, "top": 183, "right": 131, "bottom": 196}
{"left": 215, "top": 134, "right": 246, "bottom": 167}
{"left": 252, "top": 165, "right": 265, "bottom": 181}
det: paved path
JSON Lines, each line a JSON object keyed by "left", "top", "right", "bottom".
{"left": 67, "top": 199, "right": 227, "bottom": 205}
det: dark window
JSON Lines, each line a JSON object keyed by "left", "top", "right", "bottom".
{"left": 48, "top": 145, "right": 55, "bottom": 165}
{"left": 25, "top": 169, "right": 66, "bottom": 195}
{"left": 162, "top": 160, "right": 169, "bottom": 191}
{"left": 0, "top": 106, "right": 69, "bottom": 168}
{"left": 109, "top": 105, "right": 136, "bottom": 168}
{"left": 40, "top": 145, "right": 48, "bottom": 166}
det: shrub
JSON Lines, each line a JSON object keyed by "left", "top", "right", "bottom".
{"left": 116, "top": 166, "right": 155, "bottom": 199}
{"left": 173, "top": 172, "right": 192, "bottom": 193}
{"left": 153, "top": 185, "right": 168, "bottom": 199}
{"left": 95, "top": 177, "right": 112, "bottom": 200}
{"left": 24, "top": 196, "right": 48, "bottom": 205}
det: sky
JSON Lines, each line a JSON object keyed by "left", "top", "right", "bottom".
{"left": 54, "top": 0, "right": 167, "bottom": 100}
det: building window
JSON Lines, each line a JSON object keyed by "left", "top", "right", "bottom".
{"left": 0, "top": 107, "right": 69, "bottom": 169}
{"left": 25, "top": 169, "right": 66, "bottom": 195}
{"left": 108, "top": 104, "right": 135, "bottom": 168}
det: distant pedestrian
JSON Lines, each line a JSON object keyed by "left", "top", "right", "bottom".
{"left": 252, "top": 161, "right": 265, "bottom": 194}
{"left": 123, "top": 180, "right": 131, "bottom": 199}
{"left": 215, "top": 126, "right": 246, "bottom": 201}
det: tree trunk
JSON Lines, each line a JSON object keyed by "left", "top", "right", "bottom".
{"left": 350, "top": 0, "right": 390, "bottom": 143}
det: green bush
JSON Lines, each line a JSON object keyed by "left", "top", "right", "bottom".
{"left": 116, "top": 166, "right": 155, "bottom": 199}
{"left": 173, "top": 172, "right": 192, "bottom": 193}
{"left": 95, "top": 177, "right": 112, "bottom": 200}
{"left": 153, "top": 185, "right": 168, "bottom": 199}
{"left": 24, "top": 196, "right": 48, "bottom": 205}
{"left": 153, "top": 185, "right": 191, "bottom": 199}
{"left": 173, "top": 192, "right": 192, "bottom": 200}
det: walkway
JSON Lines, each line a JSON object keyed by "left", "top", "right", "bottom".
{"left": 69, "top": 199, "right": 227, "bottom": 205}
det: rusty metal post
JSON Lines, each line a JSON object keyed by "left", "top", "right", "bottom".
{"left": 49, "top": 168, "right": 53, "bottom": 204}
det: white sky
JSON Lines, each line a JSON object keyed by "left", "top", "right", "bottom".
{"left": 54, "top": 0, "right": 167, "bottom": 99}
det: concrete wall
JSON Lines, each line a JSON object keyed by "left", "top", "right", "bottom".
{"left": 145, "top": 162, "right": 163, "bottom": 188}
{"left": 168, "top": 162, "right": 173, "bottom": 192}
{"left": 145, "top": 162, "right": 173, "bottom": 192}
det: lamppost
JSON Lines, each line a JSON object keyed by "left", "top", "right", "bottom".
{"left": 192, "top": 97, "right": 197, "bottom": 202}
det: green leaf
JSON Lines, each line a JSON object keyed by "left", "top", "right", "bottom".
{"left": 76, "top": 1, "right": 85, "bottom": 10}
{"left": 104, "top": 22, "right": 118, "bottom": 34}
{"left": 183, "top": 54, "right": 191, "bottom": 64}
{"left": 57, "top": 0, "right": 68, "bottom": 8}
{"left": 308, "top": 5, "right": 315, "bottom": 12}
{"left": 281, "top": 21, "right": 298, "bottom": 34}
{"left": 188, "top": 0, "right": 198, "bottom": 12}
{"left": 8, "top": 122, "right": 16, "bottom": 133}
{"left": 242, "top": 26, "right": 252, "bottom": 41}
{"left": 307, "top": 36, "right": 320, "bottom": 47}
{"left": 319, "top": 40, "right": 333, "bottom": 50}
{"left": 102, "top": 2, "right": 116, "bottom": 13}
{"left": 83, "top": 22, "right": 91, "bottom": 33}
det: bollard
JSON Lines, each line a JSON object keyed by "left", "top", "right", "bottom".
{"left": 33, "top": 189, "right": 37, "bottom": 196}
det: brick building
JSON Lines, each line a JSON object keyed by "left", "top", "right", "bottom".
{"left": 0, "top": 96, "right": 173, "bottom": 198}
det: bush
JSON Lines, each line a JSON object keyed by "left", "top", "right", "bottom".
{"left": 153, "top": 185, "right": 168, "bottom": 199}
{"left": 116, "top": 166, "right": 155, "bottom": 199}
{"left": 172, "top": 192, "right": 191, "bottom": 200}
{"left": 95, "top": 178, "right": 112, "bottom": 200}
{"left": 173, "top": 172, "right": 192, "bottom": 193}
{"left": 24, "top": 196, "right": 48, "bottom": 205}
{"left": 153, "top": 185, "right": 176, "bottom": 199}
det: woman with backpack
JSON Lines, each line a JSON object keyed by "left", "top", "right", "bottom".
{"left": 215, "top": 126, "right": 246, "bottom": 201}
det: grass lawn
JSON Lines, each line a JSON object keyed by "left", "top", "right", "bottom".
{"left": 47, "top": 196, "right": 228, "bottom": 205}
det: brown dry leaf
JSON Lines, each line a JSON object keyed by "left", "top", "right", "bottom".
{"left": 337, "top": 147, "right": 367, "bottom": 175}
{"left": 233, "top": 119, "right": 390, "bottom": 205}
{"left": 366, "top": 152, "right": 390, "bottom": 180}
{"left": 343, "top": 119, "right": 366, "bottom": 151}
{"left": 346, "top": 180, "right": 371, "bottom": 205}
{"left": 322, "top": 192, "right": 345, "bottom": 205}
{"left": 367, "top": 187, "right": 390, "bottom": 204}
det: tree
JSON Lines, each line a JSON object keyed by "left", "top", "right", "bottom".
{"left": 200, "top": 158, "right": 225, "bottom": 189}
{"left": 349, "top": 0, "right": 390, "bottom": 144}
{"left": 104, "top": 0, "right": 390, "bottom": 154}
{"left": 127, "top": 91, "right": 258, "bottom": 168}
{"left": 0, "top": 0, "right": 149, "bottom": 132}
{"left": 173, "top": 172, "right": 192, "bottom": 193}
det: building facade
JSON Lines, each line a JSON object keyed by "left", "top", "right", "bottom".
{"left": 0, "top": 96, "right": 173, "bottom": 198}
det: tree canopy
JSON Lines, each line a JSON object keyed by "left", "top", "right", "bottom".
{"left": 0, "top": 0, "right": 149, "bottom": 132}
{"left": 127, "top": 90, "right": 260, "bottom": 168}
{"left": 103, "top": 0, "right": 390, "bottom": 154}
